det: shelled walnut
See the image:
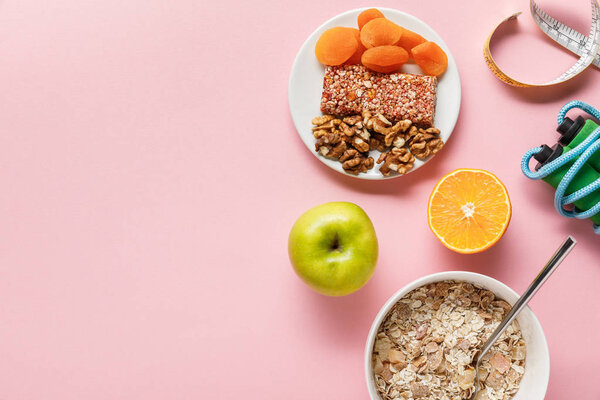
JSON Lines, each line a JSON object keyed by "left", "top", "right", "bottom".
{"left": 339, "top": 149, "right": 374, "bottom": 174}
{"left": 373, "top": 118, "right": 412, "bottom": 148}
{"left": 369, "top": 132, "right": 387, "bottom": 152}
{"left": 350, "top": 135, "right": 370, "bottom": 153}
{"left": 314, "top": 130, "right": 347, "bottom": 160}
{"left": 377, "top": 147, "right": 415, "bottom": 176}
{"left": 311, "top": 112, "right": 444, "bottom": 176}
{"left": 408, "top": 127, "right": 444, "bottom": 160}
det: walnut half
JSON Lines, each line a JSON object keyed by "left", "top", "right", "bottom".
{"left": 314, "top": 131, "right": 347, "bottom": 160}
{"left": 408, "top": 128, "right": 444, "bottom": 160}
{"left": 369, "top": 132, "right": 387, "bottom": 152}
{"left": 340, "top": 149, "right": 374, "bottom": 175}
{"left": 377, "top": 147, "right": 415, "bottom": 176}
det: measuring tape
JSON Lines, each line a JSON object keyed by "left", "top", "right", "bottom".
{"left": 484, "top": 0, "right": 600, "bottom": 87}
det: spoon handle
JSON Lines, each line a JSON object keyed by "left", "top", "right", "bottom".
{"left": 478, "top": 236, "right": 577, "bottom": 359}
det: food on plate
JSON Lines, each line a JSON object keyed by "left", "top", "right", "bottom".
{"left": 314, "top": 8, "right": 448, "bottom": 76}
{"left": 428, "top": 169, "right": 512, "bottom": 254}
{"left": 288, "top": 202, "right": 378, "bottom": 296}
{"left": 372, "top": 281, "right": 525, "bottom": 400}
{"left": 315, "top": 27, "right": 358, "bottom": 66}
{"left": 320, "top": 65, "right": 437, "bottom": 127}
{"left": 312, "top": 110, "right": 443, "bottom": 176}
{"left": 357, "top": 8, "right": 385, "bottom": 30}
{"left": 361, "top": 45, "right": 409, "bottom": 73}
{"left": 360, "top": 18, "right": 403, "bottom": 48}
{"left": 345, "top": 28, "right": 367, "bottom": 65}
{"left": 407, "top": 127, "right": 444, "bottom": 159}
{"left": 395, "top": 27, "right": 427, "bottom": 57}
{"left": 312, "top": 113, "right": 375, "bottom": 174}
{"left": 412, "top": 41, "right": 448, "bottom": 76}
{"left": 308, "top": 9, "right": 452, "bottom": 176}
{"left": 377, "top": 147, "right": 415, "bottom": 176}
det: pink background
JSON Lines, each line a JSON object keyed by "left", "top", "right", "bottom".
{"left": 0, "top": 0, "right": 599, "bottom": 398}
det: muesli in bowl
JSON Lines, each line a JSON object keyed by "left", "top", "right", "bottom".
{"left": 372, "top": 281, "right": 525, "bottom": 400}
{"left": 365, "top": 272, "right": 549, "bottom": 400}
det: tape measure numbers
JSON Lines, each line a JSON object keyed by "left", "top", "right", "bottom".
{"left": 484, "top": 0, "right": 600, "bottom": 87}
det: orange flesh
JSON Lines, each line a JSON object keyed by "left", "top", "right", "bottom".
{"left": 428, "top": 169, "right": 511, "bottom": 254}
{"left": 315, "top": 27, "right": 359, "bottom": 66}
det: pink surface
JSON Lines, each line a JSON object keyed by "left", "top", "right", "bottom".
{"left": 0, "top": 0, "right": 599, "bottom": 398}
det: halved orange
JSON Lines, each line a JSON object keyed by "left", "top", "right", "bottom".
{"left": 427, "top": 169, "right": 511, "bottom": 254}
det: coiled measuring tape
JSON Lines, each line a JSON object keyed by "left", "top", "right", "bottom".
{"left": 484, "top": 0, "right": 600, "bottom": 87}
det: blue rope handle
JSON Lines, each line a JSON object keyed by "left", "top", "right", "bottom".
{"left": 521, "top": 100, "right": 600, "bottom": 234}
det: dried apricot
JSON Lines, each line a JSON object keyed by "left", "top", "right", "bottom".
{"left": 361, "top": 46, "right": 409, "bottom": 73}
{"left": 315, "top": 27, "right": 359, "bottom": 66}
{"left": 345, "top": 28, "right": 367, "bottom": 65}
{"left": 395, "top": 28, "right": 426, "bottom": 57}
{"left": 360, "top": 18, "right": 403, "bottom": 49}
{"left": 412, "top": 41, "right": 448, "bottom": 76}
{"left": 357, "top": 8, "right": 385, "bottom": 30}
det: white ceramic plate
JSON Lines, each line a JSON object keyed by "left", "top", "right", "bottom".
{"left": 289, "top": 8, "right": 461, "bottom": 180}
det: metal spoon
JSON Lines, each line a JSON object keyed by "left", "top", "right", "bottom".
{"left": 468, "top": 236, "right": 576, "bottom": 400}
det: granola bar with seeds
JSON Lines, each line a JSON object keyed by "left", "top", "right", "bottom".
{"left": 320, "top": 65, "right": 437, "bottom": 127}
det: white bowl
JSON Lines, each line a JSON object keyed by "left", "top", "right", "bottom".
{"left": 288, "top": 7, "right": 461, "bottom": 180}
{"left": 365, "top": 271, "right": 549, "bottom": 400}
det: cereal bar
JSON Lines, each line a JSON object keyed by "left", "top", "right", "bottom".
{"left": 320, "top": 65, "right": 437, "bottom": 127}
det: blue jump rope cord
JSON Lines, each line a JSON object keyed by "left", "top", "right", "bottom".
{"left": 521, "top": 100, "right": 600, "bottom": 234}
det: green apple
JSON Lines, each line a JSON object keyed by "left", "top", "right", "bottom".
{"left": 288, "top": 201, "right": 378, "bottom": 296}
